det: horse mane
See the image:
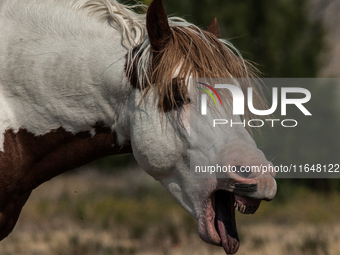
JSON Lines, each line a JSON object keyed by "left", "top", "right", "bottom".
{"left": 73, "top": 0, "right": 148, "bottom": 46}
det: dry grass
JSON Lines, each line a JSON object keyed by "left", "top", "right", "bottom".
{"left": 0, "top": 167, "right": 340, "bottom": 255}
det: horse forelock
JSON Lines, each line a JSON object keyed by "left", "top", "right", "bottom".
{"left": 125, "top": 23, "right": 268, "bottom": 128}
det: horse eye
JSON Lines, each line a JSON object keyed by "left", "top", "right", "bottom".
{"left": 174, "top": 97, "right": 191, "bottom": 109}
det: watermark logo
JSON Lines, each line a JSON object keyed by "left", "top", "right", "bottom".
{"left": 196, "top": 82, "right": 222, "bottom": 115}
{"left": 196, "top": 80, "right": 312, "bottom": 128}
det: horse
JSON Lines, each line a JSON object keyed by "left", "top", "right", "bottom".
{"left": 0, "top": 0, "right": 276, "bottom": 253}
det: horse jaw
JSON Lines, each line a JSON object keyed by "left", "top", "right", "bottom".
{"left": 129, "top": 1, "right": 277, "bottom": 253}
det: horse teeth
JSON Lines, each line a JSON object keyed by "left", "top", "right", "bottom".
{"left": 239, "top": 204, "right": 246, "bottom": 214}
{"left": 244, "top": 206, "right": 249, "bottom": 214}
{"left": 234, "top": 202, "right": 260, "bottom": 214}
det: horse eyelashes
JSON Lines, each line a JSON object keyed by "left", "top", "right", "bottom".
{"left": 173, "top": 96, "right": 191, "bottom": 109}
{"left": 161, "top": 78, "right": 190, "bottom": 111}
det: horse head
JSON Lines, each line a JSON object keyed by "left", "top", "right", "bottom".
{"left": 126, "top": 0, "right": 276, "bottom": 253}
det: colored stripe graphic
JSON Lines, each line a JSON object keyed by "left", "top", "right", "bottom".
{"left": 197, "top": 87, "right": 216, "bottom": 106}
{"left": 197, "top": 82, "right": 223, "bottom": 106}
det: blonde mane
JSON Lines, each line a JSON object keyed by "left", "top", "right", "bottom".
{"left": 73, "top": 0, "right": 148, "bottom": 45}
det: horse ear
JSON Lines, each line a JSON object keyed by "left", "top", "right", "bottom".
{"left": 206, "top": 17, "right": 220, "bottom": 38}
{"left": 146, "top": 0, "right": 172, "bottom": 51}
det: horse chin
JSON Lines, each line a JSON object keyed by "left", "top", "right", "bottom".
{"left": 198, "top": 190, "right": 262, "bottom": 254}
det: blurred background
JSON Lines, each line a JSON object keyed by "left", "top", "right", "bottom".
{"left": 1, "top": 0, "right": 340, "bottom": 254}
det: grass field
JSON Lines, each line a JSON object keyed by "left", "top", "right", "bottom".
{"left": 0, "top": 166, "right": 339, "bottom": 255}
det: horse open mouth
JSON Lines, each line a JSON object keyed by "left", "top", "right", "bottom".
{"left": 199, "top": 190, "right": 261, "bottom": 254}
{"left": 214, "top": 190, "right": 261, "bottom": 254}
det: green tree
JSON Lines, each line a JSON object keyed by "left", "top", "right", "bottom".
{"left": 164, "top": 0, "right": 324, "bottom": 78}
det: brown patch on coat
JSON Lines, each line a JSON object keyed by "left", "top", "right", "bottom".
{"left": 0, "top": 126, "right": 131, "bottom": 240}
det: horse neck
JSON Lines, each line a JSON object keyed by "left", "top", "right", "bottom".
{"left": 0, "top": 13, "right": 137, "bottom": 194}
{"left": 0, "top": 0, "right": 145, "bottom": 150}
{"left": 0, "top": 2, "right": 138, "bottom": 236}
{"left": 1, "top": 29, "right": 133, "bottom": 147}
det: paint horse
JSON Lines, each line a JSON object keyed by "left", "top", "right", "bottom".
{"left": 0, "top": 0, "right": 276, "bottom": 253}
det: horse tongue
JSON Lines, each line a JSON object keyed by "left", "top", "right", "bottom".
{"left": 215, "top": 191, "right": 239, "bottom": 254}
